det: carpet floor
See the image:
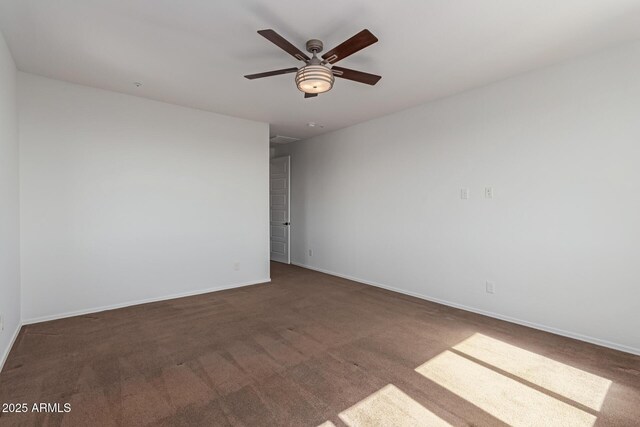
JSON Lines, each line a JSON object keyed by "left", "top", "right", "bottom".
{"left": 1, "top": 262, "right": 639, "bottom": 426}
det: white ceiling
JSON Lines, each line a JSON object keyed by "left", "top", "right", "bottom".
{"left": 1, "top": 1, "right": 639, "bottom": 140}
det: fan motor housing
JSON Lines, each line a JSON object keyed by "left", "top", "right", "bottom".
{"left": 305, "top": 39, "right": 323, "bottom": 53}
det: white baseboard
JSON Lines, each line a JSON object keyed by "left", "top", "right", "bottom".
{"left": 0, "top": 322, "right": 22, "bottom": 373}
{"left": 292, "top": 262, "right": 640, "bottom": 356}
{"left": 22, "top": 278, "right": 271, "bottom": 325}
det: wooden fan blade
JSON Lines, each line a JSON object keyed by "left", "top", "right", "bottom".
{"left": 258, "top": 29, "right": 310, "bottom": 62}
{"left": 304, "top": 92, "right": 318, "bottom": 98}
{"left": 331, "top": 66, "right": 381, "bottom": 85}
{"left": 322, "top": 29, "right": 378, "bottom": 64}
{"left": 244, "top": 67, "right": 298, "bottom": 80}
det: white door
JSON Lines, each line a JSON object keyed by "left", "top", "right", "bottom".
{"left": 270, "top": 156, "right": 290, "bottom": 264}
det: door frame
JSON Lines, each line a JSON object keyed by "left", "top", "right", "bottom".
{"left": 270, "top": 156, "right": 291, "bottom": 264}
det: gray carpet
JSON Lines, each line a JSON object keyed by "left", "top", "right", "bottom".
{"left": 1, "top": 262, "right": 639, "bottom": 426}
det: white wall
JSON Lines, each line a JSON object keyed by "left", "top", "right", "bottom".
{"left": 0, "top": 30, "right": 20, "bottom": 369}
{"left": 19, "top": 73, "right": 270, "bottom": 322}
{"left": 283, "top": 41, "right": 640, "bottom": 354}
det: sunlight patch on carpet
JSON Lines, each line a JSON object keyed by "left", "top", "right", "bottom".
{"left": 453, "top": 333, "right": 611, "bottom": 411}
{"left": 416, "top": 351, "right": 597, "bottom": 427}
{"left": 337, "top": 384, "right": 452, "bottom": 427}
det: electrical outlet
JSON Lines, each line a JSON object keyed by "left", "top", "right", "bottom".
{"left": 308, "top": 249, "right": 313, "bottom": 257}
{"left": 486, "top": 281, "right": 495, "bottom": 294}
{"left": 234, "top": 262, "right": 240, "bottom": 271}
{"left": 460, "top": 188, "right": 469, "bottom": 200}
{"left": 485, "top": 187, "right": 494, "bottom": 199}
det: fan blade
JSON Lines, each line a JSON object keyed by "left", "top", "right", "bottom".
{"left": 258, "top": 29, "right": 310, "bottom": 62}
{"left": 322, "top": 29, "right": 378, "bottom": 64}
{"left": 304, "top": 93, "right": 318, "bottom": 98}
{"left": 244, "top": 67, "right": 298, "bottom": 80}
{"left": 331, "top": 66, "right": 381, "bottom": 85}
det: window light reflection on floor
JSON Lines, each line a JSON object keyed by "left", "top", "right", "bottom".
{"left": 318, "top": 334, "right": 612, "bottom": 426}
{"left": 452, "top": 333, "right": 612, "bottom": 411}
{"left": 330, "top": 384, "right": 452, "bottom": 427}
{"left": 416, "top": 349, "right": 600, "bottom": 427}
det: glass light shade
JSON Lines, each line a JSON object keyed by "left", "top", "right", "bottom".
{"left": 295, "top": 65, "right": 334, "bottom": 94}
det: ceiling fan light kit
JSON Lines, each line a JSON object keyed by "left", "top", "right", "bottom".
{"left": 245, "top": 29, "right": 381, "bottom": 98}
{"left": 295, "top": 65, "right": 334, "bottom": 94}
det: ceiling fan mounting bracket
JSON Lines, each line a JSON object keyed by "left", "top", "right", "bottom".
{"left": 305, "top": 39, "right": 323, "bottom": 54}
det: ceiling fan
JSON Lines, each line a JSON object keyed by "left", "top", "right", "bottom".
{"left": 244, "top": 29, "right": 381, "bottom": 98}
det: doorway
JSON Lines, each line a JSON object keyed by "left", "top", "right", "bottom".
{"left": 270, "top": 156, "right": 290, "bottom": 263}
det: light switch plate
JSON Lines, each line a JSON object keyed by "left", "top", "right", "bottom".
{"left": 485, "top": 187, "right": 494, "bottom": 199}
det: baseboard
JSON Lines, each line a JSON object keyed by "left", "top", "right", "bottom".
{"left": 0, "top": 322, "right": 22, "bottom": 373}
{"left": 292, "top": 262, "right": 640, "bottom": 356}
{"left": 22, "top": 278, "right": 271, "bottom": 325}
